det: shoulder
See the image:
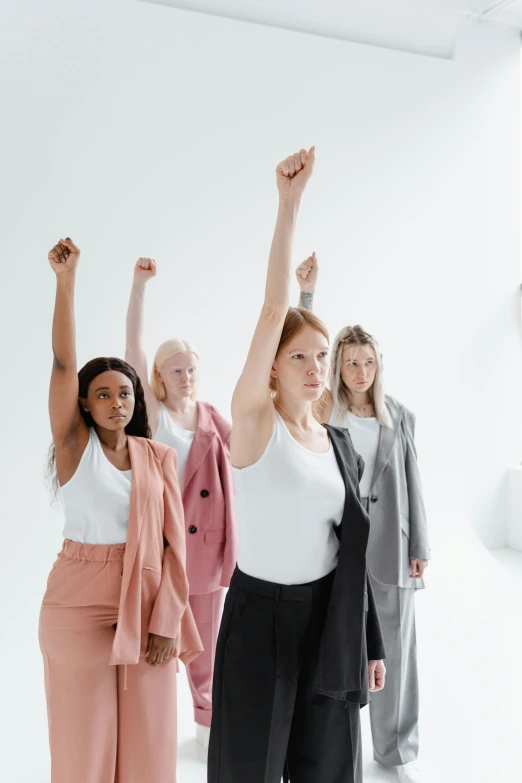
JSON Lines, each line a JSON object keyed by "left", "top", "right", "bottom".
{"left": 324, "top": 423, "right": 356, "bottom": 453}
{"left": 147, "top": 438, "right": 178, "bottom": 465}
{"left": 385, "top": 395, "right": 416, "bottom": 431}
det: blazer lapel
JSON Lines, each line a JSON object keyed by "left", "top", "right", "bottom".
{"left": 182, "top": 402, "right": 214, "bottom": 494}
{"left": 119, "top": 436, "right": 151, "bottom": 608}
{"left": 369, "top": 400, "right": 402, "bottom": 491}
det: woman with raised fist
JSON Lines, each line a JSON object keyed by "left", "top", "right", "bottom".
{"left": 39, "top": 239, "right": 202, "bottom": 783}
{"left": 296, "top": 255, "right": 430, "bottom": 783}
{"left": 207, "top": 150, "right": 386, "bottom": 783}
{"left": 125, "top": 257, "right": 237, "bottom": 750}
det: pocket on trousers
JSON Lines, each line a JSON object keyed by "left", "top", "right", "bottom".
{"left": 225, "top": 588, "right": 253, "bottom": 640}
{"left": 204, "top": 529, "right": 226, "bottom": 545}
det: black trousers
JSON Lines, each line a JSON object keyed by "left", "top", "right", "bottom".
{"left": 208, "top": 567, "right": 362, "bottom": 783}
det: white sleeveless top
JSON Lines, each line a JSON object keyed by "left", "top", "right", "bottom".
{"left": 61, "top": 429, "right": 132, "bottom": 545}
{"left": 234, "top": 413, "right": 345, "bottom": 585}
{"left": 154, "top": 402, "right": 196, "bottom": 489}
{"left": 329, "top": 407, "right": 380, "bottom": 499}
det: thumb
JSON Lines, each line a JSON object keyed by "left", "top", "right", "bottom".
{"left": 307, "top": 146, "right": 316, "bottom": 168}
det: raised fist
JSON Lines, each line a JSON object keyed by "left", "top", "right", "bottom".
{"left": 276, "top": 147, "right": 315, "bottom": 197}
{"left": 295, "top": 252, "right": 318, "bottom": 293}
{"left": 48, "top": 238, "right": 80, "bottom": 276}
{"left": 133, "top": 257, "right": 157, "bottom": 282}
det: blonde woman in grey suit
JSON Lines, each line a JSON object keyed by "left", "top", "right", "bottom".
{"left": 296, "top": 253, "right": 429, "bottom": 783}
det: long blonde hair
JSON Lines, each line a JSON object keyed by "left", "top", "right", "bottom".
{"left": 329, "top": 325, "right": 391, "bottom": 427}
{"left": 150, "top": 339, "right": 200, "bottom": 401}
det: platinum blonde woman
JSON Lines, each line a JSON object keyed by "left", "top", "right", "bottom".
{"left": 296, "top": 252, "right": 430, "bottom": 783}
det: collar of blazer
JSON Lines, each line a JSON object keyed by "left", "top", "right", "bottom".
{"left": 313, "top": 424, "right": 371, "bottom": 700}
{"left": 369, "top": 396, "right": 403, "bottom": 492}
{"left": 182, "top": 401, "right": 216, "bottom": 494}
{"left": 118, "top": 435, "right": 153, "bottom": 613}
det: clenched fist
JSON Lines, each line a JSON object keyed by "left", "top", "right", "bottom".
{"left": 296, "top": 252, "right": 319, "bottom": 293}
{"left": 133, "top": 257, "right": 157, "bottom": 283}
{"left": 276, "top": 147, "right": 315, "bottom": 197}
{"left": 48, "top": 238, "right": 80, "bottom": 276}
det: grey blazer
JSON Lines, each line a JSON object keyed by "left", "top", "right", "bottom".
{"left": 359, "top": 395, "right": 429, "bottom": 589}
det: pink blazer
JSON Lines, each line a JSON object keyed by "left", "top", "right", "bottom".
{"left": 180, "top": 402, "right": 238, "bottom": 595}
{"left": 110, "top": 436, "right": 203, "bottom": 667}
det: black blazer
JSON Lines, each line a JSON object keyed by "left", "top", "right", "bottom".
{"left": 311, "top": 425, "right": 386, "bottom": 706}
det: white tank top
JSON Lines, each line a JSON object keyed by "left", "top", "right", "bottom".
{"left": 154, "top": 402, "right": 196, "bottom": 489}
{"left": 61, "top": 429, "right": 132, "bottom": 545}
{"left": 329, "top": 406, "right": 381, "bottom": 498}
{"left": 234, "top": 413, "right": 345, "bottom": 585}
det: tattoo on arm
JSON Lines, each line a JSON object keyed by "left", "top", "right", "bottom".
{"left": 299, "top": 291, "right": 314, "bottom": 311}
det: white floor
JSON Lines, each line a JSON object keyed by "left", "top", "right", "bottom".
{"left": 177, "top": 536, "right": 522, "bottom": 783}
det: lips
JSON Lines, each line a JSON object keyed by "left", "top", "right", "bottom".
{"left": 110, "top": 414, "right": 126, "bottom": 419}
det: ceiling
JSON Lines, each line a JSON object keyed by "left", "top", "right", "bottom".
{"left": 140, "top": 0, "right": 522, "bottom": 58}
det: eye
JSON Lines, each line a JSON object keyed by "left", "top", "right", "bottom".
{"left": 121, "top": 392, "right": 132, "bottom": 397}
{"left": 99, "top": 393, "right": 109, "bottom": 399}
{"left": 319, "top": 351, "right": 328, "bottom": 358}
{"left": 292, "top": 353, "right": 304, "bottom": 360}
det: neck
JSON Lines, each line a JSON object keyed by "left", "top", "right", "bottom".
{"left": 164, "top": 394, "right": 196, "bottom": 414}
{"left": 96, "top": 427, "right": 128, "bottom": 451}
{"left": 275, "top": 394, "right": 316, "bottom": 430}
{"left": 349, "top": 390, "right": 372, "bottom": 408}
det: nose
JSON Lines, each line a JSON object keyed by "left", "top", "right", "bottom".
{"left": 112, "top": 400, "right": 123, "bottom": 409}
{"left": 308, "top": 359, "right": 320, "bottom": 376}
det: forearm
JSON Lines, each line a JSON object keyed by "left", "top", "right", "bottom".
{"left": 52, "top": 274, "right": 77, "bottom": 368}
{"left": 125, "top": 279, "right": 146, "bottom": 355}
{"left": 264, "top": 195, "right": 301, "bottom": 314}
{"left": 298, "top": 291, "right": 314, "bottom": 310}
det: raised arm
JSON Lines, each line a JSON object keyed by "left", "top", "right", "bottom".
{"left": 48, "top": 238, "right": 89, "bottom": 482}
{"left": 295, "top": 251, "right": 318, "bottom": 310}
{"left": 230, "top": 147, "right": 315, "bottom": 467}
{"left": 125, "top": 258, "right": 160, "bottom": 435}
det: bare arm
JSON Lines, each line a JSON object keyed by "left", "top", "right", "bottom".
{"left": 231, "top": 148, "right": 316, "bottom": 467}
{"left": 295, "top": 252, "right": 318, "bottom": 309}
{"left": 47, "top": 239, "right": 89, "bottom": 481}
{"left": 125, "top": 258, "right": 160, "bottom": 435}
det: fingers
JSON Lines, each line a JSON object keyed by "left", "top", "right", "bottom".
{"left": 60, "top": 237, "right": 80, "bottom": 255}
{"left": 410, "top": 558, "right": 419, "bottom": 578}
{"left": 277, "top": 147, "right": 312, "bottom": 178}
{"left": 368, "top": 661, "right": 376, "bottom": 691}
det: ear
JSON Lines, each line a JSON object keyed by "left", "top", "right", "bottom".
{"left": 79, "top": 398, "right": 89, "bottom": 412}
{"left": 270, "top": 366, "right": 278, "bottom": 379}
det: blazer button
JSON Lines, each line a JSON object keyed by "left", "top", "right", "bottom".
{"left": 370, "top": 495, "right": 378, "bottom": 503}
{"left": 200, "top": 489, "right": 209, "bottom": 498}
{"left": 189, "top": 525, "right": 198, "bottom": 534}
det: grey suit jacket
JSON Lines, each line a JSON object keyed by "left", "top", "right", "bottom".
{"left": 362, "top": 395, "right": 429, "bottom": 589}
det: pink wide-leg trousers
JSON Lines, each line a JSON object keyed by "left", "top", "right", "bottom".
{"left": 39, "top": 540, "right": 178, "bottom": 783}
{"left": 187, "top": 589, "right": 225, "bottom": 727}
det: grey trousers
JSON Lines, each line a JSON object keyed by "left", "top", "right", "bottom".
{"left": 369, "top": 578, "right": 419, "bottom": 767}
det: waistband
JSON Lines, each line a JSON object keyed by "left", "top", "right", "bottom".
{"left": 61, "top": 539, "right": 126, "bottom": 562}
{"left": 231, "top": 566, "right": 335, "bottom": 602}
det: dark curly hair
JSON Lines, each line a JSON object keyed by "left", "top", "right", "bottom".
{"left": 46, "top": 357, "right": 151, "bottom": 501}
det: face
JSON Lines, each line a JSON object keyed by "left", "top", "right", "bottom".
{"left": 156, "top": 352, "right": 198, "bottom": 400}
{"left": 81, "top": 370, "right": 135, "bottom": 431}
{"left": 340, "top": 344, "right": 377, "bottom": 395}
{"left": 271, "top": 326, "right": 330, "bottom": 402}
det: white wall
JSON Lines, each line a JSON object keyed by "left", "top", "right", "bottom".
{"left": 0, "top": 1, "right": 521, "bottom": 780}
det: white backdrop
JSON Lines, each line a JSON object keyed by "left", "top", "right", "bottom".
{"left": 1, "top": 1, "right": 521, "bottom": 780}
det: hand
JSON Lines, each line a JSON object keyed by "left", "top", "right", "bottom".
{"left": 133, "top": 257, "right": 157, "bottom": 283}
{"left": 276, "top": 146, "right": 315, "bottom": 198}
{"left": 48, "top": 238, "right": 80, "bottom": 276}
{"left": 145, "top": 633, "right": 177, "bottom": 666}
{"left": 410, "top": 558, "right": 428, "bottom": 578}
{"left": 296, "top": 252, "right": 318, "bottom": 293}
{"left": 368, "top": 659, "right": 386, "bottom": 692}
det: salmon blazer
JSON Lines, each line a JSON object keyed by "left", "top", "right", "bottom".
{"left": 110, "top": 436, "right": 203, "bottom": 667}
{"left": 181, "top": 402, "right": 238, "bottom": 595}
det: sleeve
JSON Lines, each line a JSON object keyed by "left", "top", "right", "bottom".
{"left": 404, "top": 411, "right": 430, "bottom": 561}
{"left": 365, "top": 571, "right": 386, "bottom": 661}
{"left": 217, "top": 432, "right": 239, "bottom": 588}
{"left": 148, "top": 447, "right": 190, "bottom": 639}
